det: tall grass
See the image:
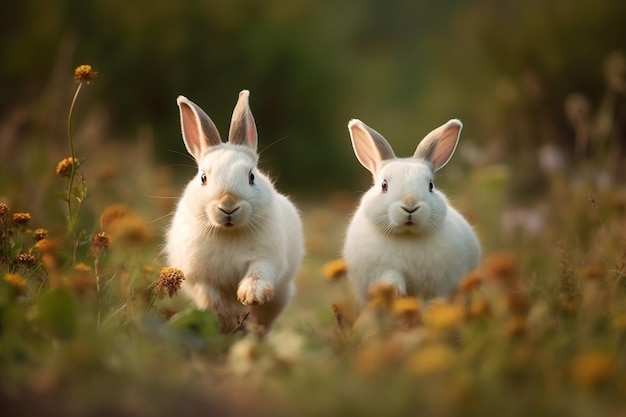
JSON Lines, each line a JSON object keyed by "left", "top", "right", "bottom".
{"left": 1, "top": 64, "right": 626, "bottom": 417}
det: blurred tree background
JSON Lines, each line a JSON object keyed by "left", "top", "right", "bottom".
{"left": 1, "top": 0, "right": 625, "bottom": 201}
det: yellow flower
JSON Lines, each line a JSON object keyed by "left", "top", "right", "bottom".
{"left": 570, "top": 351, "right": 616, "bottom": 388}
{"left": 422, "top": 302, "right": 465, "bottom": 330}
{"left": 74, "top": 65, "right": 98, "bottom": 84}
{"left": 12, "top": 212, "right": 31, "bottom": 226}
{"left": 4, "top": 273, "right": 27, "bottom": 292}
{"left": 468, "top": 299, "right": 491, "bottom": 319}
{"left": 56, "top": 157, "right": 79, "bottom": 178}
{"left": 408, "top": 345, "right": 457, "bottom": 375}
{"left": 322, "top": 258, "right": 348, "bottom": 281}
{"left": 392, "top": 297, "right": 421, "bottom": 326}
{"left": 367, "top": 283, "right": 397, "bottom": 310}
{"left": 158, "top": 267, "right": 185, "bottom": 298}
{"left": 0, "top": 203, "right": 9, "bottom": 217}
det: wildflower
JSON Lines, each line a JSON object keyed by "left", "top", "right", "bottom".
{"left": 368, "top": 283, "right": 396, "bottom": 310}
{"left": 16, "top": 253, "right": 37, "bottom": 267}
{"left": 33, "top": 228, "right": 48, "bottom": 241}
{"left": 322, "top": 258, "right": 348, "bottom": 281}
{"left": 4, "top": 272, "right": 27, "bottom": 292}
{"left": 422, "top": 302, "right": 465, "bottom": 330}
{"left": 408, "top": 345, "right": 457, "bottom": 376}
{"left": 482, "top": 252, "right": 519, "bottom": 286}
{"left": 570, "top": 351, "right": 616, "bottom": 388}
{"left": 74, "top": 65, "right": 98, "bottom": 84}
{"left": 91, "top": 232, "right": 111, "bottom": 250}
{"left": 65, "top": 263, "right": 96, "bottom": 294}
{"left": 392, "top": 297, "right": 421, "bottom": 327}
{"left": 12, "top": 212, "right": 31, "bottom": 226}
{"left": 0, "top": 203, "right": 8, "bottom": 216}
{"left": 34, "top": 238, "right": 58, "bottom": 255}
{"left": 468, "top": 299, "right": 491, "bottom": 319}
{"left": 56, "top": 157, "right": 79, "bottom": 178}
{"left": 109, "top": 215, "right": 153, "bottom": 246}
{"left": 99, "top": 204, "right": 129, "bottom": 233}
{"left": 458, "top": 271, "right": 483, "bottom": 293}
{"left": 353, "top": 340, "right": 393, "bottom": 376}
{"left": 157, "top": 267, "right": 185, "bottom": 298}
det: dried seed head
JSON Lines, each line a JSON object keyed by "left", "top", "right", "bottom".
{"left": 12, "top": 212, "right": 31, "bottom": 226}
{"left": 33, "top": 228, "right": 48, "bottom": 241}
{"left": 16, "top": 253, "right": 37, "bottom": 267}
{"left": 158, "top": 267, "right": 185, "bottom": 298}
{"left": 74, "top": 65, "right": 98, "bottom": 84}
{"left": 92, "top": 232, "right": 111, "bottom": 250}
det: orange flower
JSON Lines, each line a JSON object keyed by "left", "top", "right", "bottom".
{"left": 56, "top": 157, "right": 79, "bottom": 178}
{"left": 322, "top": 258, "right": 348, "bottom": 281}
{"left": 570, "top": 351, "right": 616, "bottom": 388}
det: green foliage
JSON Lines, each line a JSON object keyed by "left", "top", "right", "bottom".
{"left": 1, "top": 1, "right": 626, "bottom": 416}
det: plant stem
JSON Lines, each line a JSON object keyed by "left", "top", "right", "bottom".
{"left": 66, "top": 82, "right": 83, "bottom": 264}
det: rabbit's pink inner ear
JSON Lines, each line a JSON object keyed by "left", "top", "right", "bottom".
{"left": 228, "top": 90, "right": 258, "bottom": 150}
{"left": 414, "top": 120, "right": 462, "bottom": 171}
{"left": 179, "top": 101, "right": 204, "bottom": 160}
{"left": 244, "top": 110, "right": 258, "bottom": 149}
{"left": 348, "top": 119, "right": 395, "bottom": 175}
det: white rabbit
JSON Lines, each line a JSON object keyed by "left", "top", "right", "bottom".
{"left": 165, "top": 90, "right": 304, "bottom": 334}
{"left": 343, "top": 118, "right": 481, "bottom": 307}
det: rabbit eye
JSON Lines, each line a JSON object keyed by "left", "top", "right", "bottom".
{"left": 200, "top": 172, "right": 207, "bottom": 186}
{"left": 248, "top": 170, "right": 255, "bottom": 185}
{"left": 429, "top": 180, "right": 434, "bottom": 192}
{"left": 381, "top": 179, "right": 388, "bottom": 193}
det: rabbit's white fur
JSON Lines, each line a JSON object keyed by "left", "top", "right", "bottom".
{"left": 343, "top": 119, "right": 480, "bottom": 306}
{"left": 165, "top": 90, "right": 303, "bottom": 333}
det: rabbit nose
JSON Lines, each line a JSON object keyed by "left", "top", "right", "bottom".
{"left": 219, "top": 206, "right": 239, "bottom": 215}
{"left": 402, "top": 206, "right": 419, "bottom": 214}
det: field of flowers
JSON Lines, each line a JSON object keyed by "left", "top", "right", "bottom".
{"left": 1, "top": 66, "right": 626, "bottom": 417}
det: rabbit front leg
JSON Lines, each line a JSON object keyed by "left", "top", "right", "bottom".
{"left": 237, "top": 260, "right": 277, "bottom": 306}
{"left": 185, "top": 282, "right": 239, "bottom": 332}
{"left": 372, "top": 269, "right": 407, "bottom": 298}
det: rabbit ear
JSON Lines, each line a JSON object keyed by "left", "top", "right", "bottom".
{"left": 177, "top": 96, "right": 222, "bottom": 161}
{"left": 228, "top": 90, "right": 257, "bottom": 150}
{"left": 413, "top": 119, "right": 462, "bottom": 171}
{"left": 348, "top": 119, "right": 396, "bottom": 175}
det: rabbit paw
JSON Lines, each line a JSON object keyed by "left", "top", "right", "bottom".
{"left": 237, "top": 273, "right": 274, "bottom": 306}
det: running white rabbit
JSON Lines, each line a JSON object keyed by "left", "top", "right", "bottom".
{"left": 343, "top": 118, "right": 480, "bottom": 307}
{"left": 165, "top": 90, "right": 304, "bottom": 334}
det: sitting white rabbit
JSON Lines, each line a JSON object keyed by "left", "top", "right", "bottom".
{"left": 165, "top": 90, "right": 304, "bottom": 334}
{"left": 343, "top": 118, "right": 480, "bottom": 306}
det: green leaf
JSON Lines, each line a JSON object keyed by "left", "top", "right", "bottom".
{"left": 37, "top": 287, "right": 77, "bottom": 340}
